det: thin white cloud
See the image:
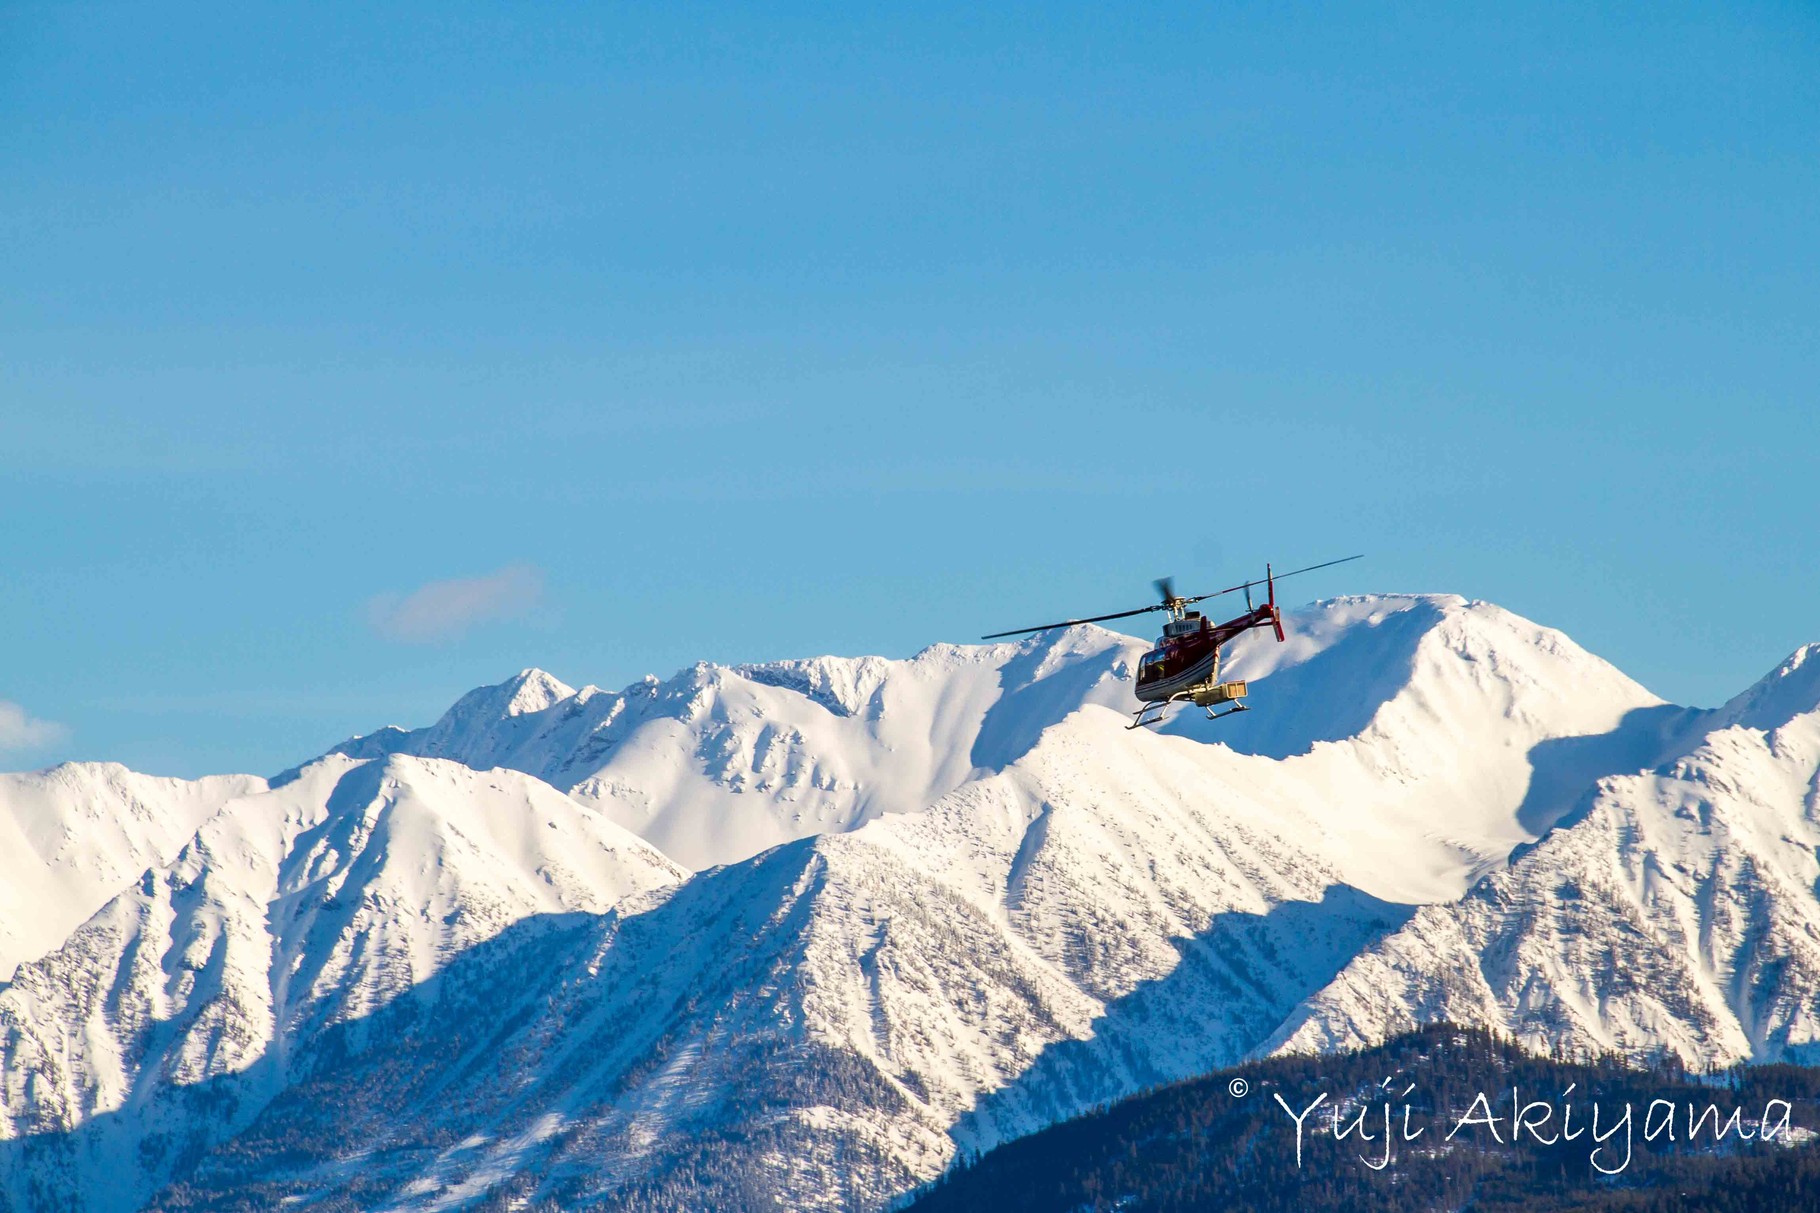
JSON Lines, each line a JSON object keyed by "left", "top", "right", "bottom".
{"left": 367, "top": 564, "right": 546, "bottom": 644}
{"left": 0, "top": 700, "right": 68, "bottom": 753}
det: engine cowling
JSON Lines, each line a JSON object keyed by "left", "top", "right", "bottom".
{"left": 1191, "top": 680, "right": 1248, "bottom": 708}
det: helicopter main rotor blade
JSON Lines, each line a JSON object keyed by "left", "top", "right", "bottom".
{"left": 981, "top": 602, "right": 1164, "bottom": 640}
{"left": 980, "top": 555, "right": 1362, "bottom": 641}
{"left": 1182, "top": 553, "right": 1365, "bottom": 605}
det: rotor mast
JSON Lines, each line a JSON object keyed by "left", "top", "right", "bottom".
{"left": 1155, "top": 577, "right": 1187, "bottom": 624}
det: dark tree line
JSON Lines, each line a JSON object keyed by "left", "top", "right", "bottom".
{"left": 905, "top": 1026, "right": 1820, "bottom": 1213}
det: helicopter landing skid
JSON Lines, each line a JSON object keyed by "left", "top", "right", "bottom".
{"left": 1126, "top": 703, "right": 1169, "bottom": 730}
{"left": 1127, "top": 691, "right": 1250, "bottom": 730}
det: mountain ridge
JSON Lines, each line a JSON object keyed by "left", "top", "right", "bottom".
{"left": 1265, "top": 639, "right": 1820, "bottom": 1067}
{"left": 0, "top": 764, "right": 265, "bottom": 981}
{"left": 1, "top": 593, "right": 1816, "bottom": 1211}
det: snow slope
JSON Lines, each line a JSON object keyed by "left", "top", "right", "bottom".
{"left": 321, "top": 595, "right": 1666, "bottom": 901}
{"left": 0, "top": 765, "right": 263, "bottom": 980}
{"left": 1269, "top": 643, "right": 1820, "bottom": 1067}
{"left": 101, "top": 712, "right": 1406, "bottom": 1212}
{"left": 1, "top": 594, "right": 1811, "bottom": 1212}
{"left": 50, "top": 594, "right": 1713, "bottom": 1211}
{"left": 1195, "top": 594, "right": 1679, "bottom": 899}
{"left": 0, "top": 755, "right": 683, "bottom": 1213}
{"left": 316, "top": 627, "right": 1145, "bottom": 870}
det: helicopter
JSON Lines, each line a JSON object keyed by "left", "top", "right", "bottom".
{"left": 982, "top": 555, "right": 1364, "bottom": 729}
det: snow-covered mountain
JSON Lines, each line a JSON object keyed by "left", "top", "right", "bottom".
{"left": 0, "top": 755, "right": 682, "bottom": 1213}
{"left": 1267, "top": 642, "right": 1820, "bottom": 1068}
{"left": 313, "top": 625, "right": 1145, "bottom": 870}
{"left": 0, "top": 765, "right": 263, "bottom": 980}
{"left": 0, "top": 594, "right": 1813, "bottom": 1211}
{"left": 317, "top": 595, "right": 1666, "bottom": 901}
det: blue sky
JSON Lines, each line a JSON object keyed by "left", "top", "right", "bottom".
{"left": 4, "top": 1, "right": 1816, "bottom": 777}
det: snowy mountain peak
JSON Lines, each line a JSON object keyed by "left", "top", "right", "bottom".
{"left": 1180, "top": 593, "right": 1658, "bottom": 759}
{"left": 297, "top": 595, "right": 1677, "bottom": 889}
{"left": 1259, "top": 623, "right": 1820, "bottom": 1072}
{"left": 0, "top": 751, "right": 686, "bottom": 1210}
{"left": 735, "top": 654, "right": 897, "bottom": 718}
{"left": 1714, "top": 642, "right": 1820, "bottom": 733}
{"left": 5, "top": 596, "right": 1819, "bottom": 1211}
{"left": 0, "top": 763, "right": 265, "bottom": 980}
{"left": 306, "top": 624, "right": 1142, "bottom": 870}
{"left": 447, "top": 666, "right": 577, "bottom": 720}
{"left": 299, "top": 670, "right": 579, "bottom": 781}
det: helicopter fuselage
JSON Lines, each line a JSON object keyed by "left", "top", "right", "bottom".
{"left": 1133, "top": 602, "right": 1281, "bottom": 704}
{"left": 1134, "top": 618, "right": 1220, "bottom": 703}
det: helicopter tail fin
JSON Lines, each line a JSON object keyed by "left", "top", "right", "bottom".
{"left": 1267, "top": 563, "right": 1286, "bottom": 642}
